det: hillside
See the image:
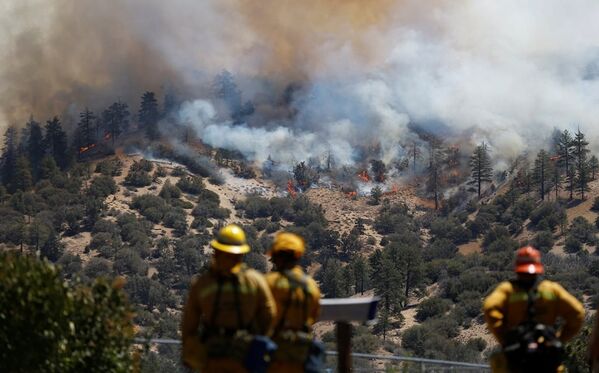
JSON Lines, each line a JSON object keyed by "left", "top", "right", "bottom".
{"left": 3, "top": 146, "right": 599, "bottom": 371}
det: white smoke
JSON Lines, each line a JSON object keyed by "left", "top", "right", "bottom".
{"left": 4, "top": 0, "right": 599, "bottom": 166}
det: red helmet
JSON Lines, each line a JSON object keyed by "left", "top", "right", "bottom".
{"left": 514, "top": 246, "right": 544, "bottom": 275}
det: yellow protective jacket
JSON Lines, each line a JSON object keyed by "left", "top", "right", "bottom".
{"left": 266, "top": 266, "right": 321, "bottom": 332}
{"left": 483, "top": 279, "right": 584, "bottom": 373}
{"left": 181, "top": 262, "right": 276, "bottom": 372}
{"left": 265, "top": 266, "right": 321, "bottom": 373}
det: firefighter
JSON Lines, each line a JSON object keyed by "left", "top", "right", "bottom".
{"left": 265, "top": 232, "right": 322, "bottom": 373}
{"left": 483, "top": 246, "right": 585, "bottom": 373}
{"left": 181, "top": 224, "right": 277, "bottom": 372}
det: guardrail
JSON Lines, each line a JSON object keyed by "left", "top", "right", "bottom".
{"left": 133, "top": 338, "right": 491, "bottom": 372}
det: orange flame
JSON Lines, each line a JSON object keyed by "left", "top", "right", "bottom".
{"left": 358, "top": 170, "right": 371, "bottom": 182}
{"left": 287, "top": 180, "right": 297, "bottom": 198}
{"left": 346, "top": 191, "right": 357, "bottom": 199}
{"left": 383, "top": 184, "right": 399, "bottom": 196}
{"left": 79, "top": 143, "right": 96, "bottom": 154}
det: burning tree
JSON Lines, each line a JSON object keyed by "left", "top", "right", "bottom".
{"left": 468, "top": 142, "right": 493, "bottom": 199}
{"left": 293, "top": 161, "right": 319, "bottom": 190}
{"left": 103, "top": 101, "right": 130, "bottom": 145}
{"left": 370, "top": 159, "right": 386, "bottom": 183}
{"left": 407, "top": 141, "right": 422, "bottom": 173}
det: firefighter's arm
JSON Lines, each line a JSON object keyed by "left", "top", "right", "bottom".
{"left": 483, "top": 282, "right": 510, "bottom": 345}
{"left": 254, "top": 274, "right": 277, "bottom": 335}
{"left": 308, "top": 278, "right": 321, "bottom": 325}
{"left": 554, "top": 283, "right": 585, "bottom": 342}
{"left": 181, "top": 278, "right": 203, "bottom": 371}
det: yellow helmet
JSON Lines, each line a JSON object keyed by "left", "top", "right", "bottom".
{"left": 210, "top": 224, "right": 250, "bottom": 254}
{"left": 270, "top": 232, "right": 305, "bottom": 259}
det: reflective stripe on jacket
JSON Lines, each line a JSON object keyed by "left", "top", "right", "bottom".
{"left": 483, "top": 279, "right": 584, "bottom": 346}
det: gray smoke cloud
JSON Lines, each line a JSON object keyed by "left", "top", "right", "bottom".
{"left": 3, "top": 0, "right": 599, "bottom": 167}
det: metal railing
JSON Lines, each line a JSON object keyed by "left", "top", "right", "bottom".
{"left": 133, "top": 338, "right": 491, "bottom": 372}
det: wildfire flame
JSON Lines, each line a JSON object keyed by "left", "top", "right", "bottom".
{"left": 346, "top": 191, "right": 357, "bottom": 199}
{"left": 358, "top": 170, "right": 371, "bottom": 182}
{"left": 287, "top": 180, "right": 297, "bottom": 198}
{"left": 383, "top": 184, "right": 399, "bottom": 196}
{"left": 79, "top": 143, "right": 96, "bottom": 154}
{"left": 550, "top": 155, "right": 560, "bottom": 161}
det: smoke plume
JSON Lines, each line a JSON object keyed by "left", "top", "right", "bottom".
{"left": 3, "top": 0, "right": 599, "bottom": 167}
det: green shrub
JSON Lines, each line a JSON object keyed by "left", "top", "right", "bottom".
{"left": 159, "top": 181, "right": 181, "bottom": 200}
{"left": 153, "top": 166, "right": 167, "bottom": 178}
{"left": 531, "top": 231, "right": 555, "bottom": 253}
{"left": 88, "top": 175, "right": 117, "bottom": 199}
{"left": 416, "top": 297, "right": 452, "bottom": 322}
{"left": 0, "top": 253, "right": 133, "bottom": 372}
{"left": 569, "top": 216, "right": 596, "bottom": 245}
{"left": 253, "top": 218, "right": 269, "bottom": 231}
{"left": 176, "top": 176, "right": 205, "bottom": 195}
{"left": 124, "top": 170, "right": 152, "bottom": 187}
{"left": 131, "top": 159, "right": 154, "bottom": 173}
{"left": 94, "top": 159, "right": 123, "bottom": 177}
{"left": 430, "top": 217, "right": 470, "bottom": 244}
{"left": 529, "top": 202, "right": 567, "bottom": 231}
{"left": 131, "top": 194, "right": 168, "bottom": 223}
{"left": 467, "top": 212, "right": 494, "bottom": 237}
{"left": 565, "top": 236, "right": 583, "bottom": 254}
{"left": 170, "top": 167, "right": 186, "bottom": 177}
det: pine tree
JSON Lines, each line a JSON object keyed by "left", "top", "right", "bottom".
{"left": 468, "top": 142, "right": 493, "bottom": 199}
{"left": 103, "top": 101, "right": 130, "bottom": 144}
{"left": 590, "top": 155, "right": 599, "bottom": 181}
{"left": 408, "top": 141, "right": 421, "bottom": 173}
{"left": 26, "top": 119, "right": 44, "bottom": 181}
{"left": 78, "top": 108, "right": 95, "bottom": 148}
{"left": 13, "top": 156, "right": 33, "bottom": 192}
{"left": 1, "top": 127, "right": 18, "bottom": 190}
{"left": 139, "top": 92, "right": 160, "bottom": 140}
{"left": 44, "top": 117, "right": 69, "bottom": 170}
{"left": 573, "top": 128, "right": 591, "bottom": 200}
{"left": 557, "top": 130, "right": 575, "bottom": 199}
{"left": 427, "top": 139, "right": 445, "bottom": 209}
{"left": 533, "top": 149, "right": 550, "bottom": 200}
{"left": 370, "top": 186, "right": 382, "bottom": 205}
{"left": 351, "top": 256, "right": 370, "bottom": 295}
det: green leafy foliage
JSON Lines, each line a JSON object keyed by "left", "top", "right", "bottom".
{"left": 0, "top": 253, "right": 133, "bottom": 372}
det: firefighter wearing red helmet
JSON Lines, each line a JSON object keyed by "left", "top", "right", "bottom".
{"left": 483, "top": 246, "right": 584, "bottom": 373}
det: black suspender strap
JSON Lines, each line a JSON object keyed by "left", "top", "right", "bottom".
{"left": 232, "top": 274, "right": 245, "bottom": 329}
{"left": 210, "top": 276, "right": 224, "bottom": 327}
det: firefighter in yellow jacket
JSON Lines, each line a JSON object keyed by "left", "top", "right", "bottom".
{"left": 483, "top": 246, "right": 584, "bottom": 373}
{"left": 181, "top": 224, "right": 277, "bottom": 372}
{"left": 265, "top": 232, "right": 321, "bottom": 373}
